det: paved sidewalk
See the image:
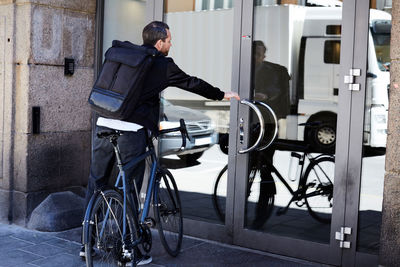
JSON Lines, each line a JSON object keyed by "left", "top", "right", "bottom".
{"left": 0, "top": 223, "right": 329, "bottom": 267}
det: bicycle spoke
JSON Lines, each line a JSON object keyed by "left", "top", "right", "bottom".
{"left": 304, "top": 156, "right": 335, "bottom": 224}
{"left": 86, "top": 190, "right": 137, "bottom": 267}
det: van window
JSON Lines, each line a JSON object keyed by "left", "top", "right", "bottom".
{"left": 324, "top": 40, "right": 341, "bottom": 64}
{"left": 326, "top": 25, "right": 341, "bottom": 35}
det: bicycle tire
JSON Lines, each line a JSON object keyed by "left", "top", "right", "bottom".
{"left": 212, "top": 164, "right": 275, "bottom": 229}
{"left": 212, "top": 164, "right": 228, "bottom": 222}
{"left": 85, "top": 189, "right": 138, "bottom": 267}
{"left": 153, "top": 168, "right": 183, "bottom": 257}
{"left": 303, "top": 156, "right": 335, "bottom": 224}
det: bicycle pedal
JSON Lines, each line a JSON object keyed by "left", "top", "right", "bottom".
{"left": 144, "top": 217, "right": 156, "bottom": 228}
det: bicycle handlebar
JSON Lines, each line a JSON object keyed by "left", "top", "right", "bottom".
{"left": 159, "top": 119, "right": 191, "bottom": 151}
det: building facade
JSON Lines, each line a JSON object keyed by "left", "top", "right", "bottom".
{"left": 0, "top": 0, "right": 399, "bottom": 266}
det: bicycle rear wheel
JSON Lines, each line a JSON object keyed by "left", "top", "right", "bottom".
{"left": 153, "top": 169, "right": 183, "bottom": 257}
{"left": 212, "top": 165, "right": 275, "bottom": 229}
{"left": 85, "top": 189, "right": 138, "bottom": 267}
{"left": 303, "top": 156, "right": 335, "bottom": 223}
{"left": 212, "top": 164, "right": 228, "bottom": 222}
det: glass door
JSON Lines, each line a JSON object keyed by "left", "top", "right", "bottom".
{"left": 232, "top": 0, "right": 360, "bottom": 265}
{"left": 160, "top": 0, "right": 237, "bottom": 242}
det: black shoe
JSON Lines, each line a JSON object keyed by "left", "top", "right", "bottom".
{"left": 79, "top": 245, "right": 96, "bottom": 259}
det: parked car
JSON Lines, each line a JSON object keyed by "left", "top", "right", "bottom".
{"left": 159, "top": 99, "right": 218, "bottom": 161}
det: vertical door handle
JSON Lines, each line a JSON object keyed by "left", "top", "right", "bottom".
{"left": 238, "top": 99, "right": 265, "bottom": 154}
{"left": 253, "top": 100, "right": 278, "bottom": 151}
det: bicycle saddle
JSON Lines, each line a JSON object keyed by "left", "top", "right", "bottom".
{"left": 96, "top": 117, "right": 143, "bottom": 132}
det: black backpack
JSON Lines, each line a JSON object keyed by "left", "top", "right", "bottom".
{"left": 88, "top": 40, "right": 159, "bottom": 120}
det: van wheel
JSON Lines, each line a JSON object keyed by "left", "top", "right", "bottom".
{"left": 178, "top": 152, "right": 204, "bottom": 162}
{"left": 306, "top": 121, "right": 336, "bottom": 154}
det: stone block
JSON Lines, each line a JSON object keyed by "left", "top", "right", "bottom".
{"left": 0, "top": 185, "right": 86, "bottom": 226}
{"left": 14, "top": 64, "right": 30, "bottom": 134}
{"left": 0, "top": 189, "right": 10, "bottom": 222}
{"left": 27, "top": 191, "right": 85, "bottom": 231}
{"left": 391, "top": 0, "right": 400, "bottom": 59}
{"left": 63, "top": 10, "right": 95, "bottom": 67}
{"left": 0, "top": 189, "right": 35, "bottom": 226}
{"left": 386, "top": 60, "right": 400, "bottom": 172}
{"left": 0, "top": 0, "right": 14, "bottom": 5}
{"left": 31, "top": 5, "right": 63, "bottom": 65}
{"left": 12, "top": 133, "right": 28, "bottom": 191}
{"left": 16, "top": 0, "right": 96, "bottom": 13}
{"left": 30, "top": 4, "right": 95, "bottom": 66}
{"left": 64, "top": 0, "right": 96, "bottom": 13}
{"left": 26, "top": 131, "right": 90, "bottom": 192}
{"left": 28, "top": 64, "right": 93, "bottom": 133}
{"left": 379, "top": 172, "right": 400, "bottom": 266}
{"left": 15, "top": 3, "right": 32, "bottom": 64}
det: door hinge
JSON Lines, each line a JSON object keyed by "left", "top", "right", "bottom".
{"left": 335, "top": 226, "right": 352, "bottom": 249}
{"left": 344, "top": 69, "right": 361, "bottom": 91}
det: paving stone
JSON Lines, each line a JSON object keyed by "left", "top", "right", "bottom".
{"left": 30, "top": 253, "right": 86, "bottom": 267}
{"left": 20, "top": 243, "right": 65, "bottom": 258}
{"left": 0, "top": 236, "right": 35, "bottom": 252}
{"left": 0, "top": 223, "right": 321, "bottom": 267}
{"left": 54, "top": 226, "right": 82, "bottom": 243}
{"left": 153, "top": 241, "right": 316, "bottom": 267}
{"left": 0, "top": 249, "right": 44, "bottom": 266}
{"left": 44, "top": 237, "right": 81, "bottom": 255}
{"left": 10, "top": 231, "right": 55, "bottom": 244}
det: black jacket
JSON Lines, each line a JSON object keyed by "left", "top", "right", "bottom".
{"left": 128, "top": 45, "right": 225, "bottom": 133}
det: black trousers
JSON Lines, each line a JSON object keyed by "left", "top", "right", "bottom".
{"left": 84, "top": 125, "right": 147, "bottom": 210}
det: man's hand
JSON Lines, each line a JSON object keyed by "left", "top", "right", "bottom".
{"left": 224, "top": 91, "right": 240, "bottom": 100}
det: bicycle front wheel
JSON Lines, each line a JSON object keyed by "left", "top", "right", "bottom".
{"left": 303, "top": 156, "right": 335, "bottom": 224}
{"left": 85, "top": 189, "right": 138, "bottom": 267}
{"left": 153, "top": 169, "right": 183, "bottom": 257}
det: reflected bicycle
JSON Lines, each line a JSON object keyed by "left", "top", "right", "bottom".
{"left": 213, "top": 144, "right": 335, "bottom": 227}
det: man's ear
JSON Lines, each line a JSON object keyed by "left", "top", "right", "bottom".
{"left": 154, "top": 39, "right": 163, "bottom": 51}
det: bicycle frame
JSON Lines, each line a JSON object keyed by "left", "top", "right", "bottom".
{"left": 269, "top": 152, "right": 331, "bottom": 199}
{"left": 82, "top": 138, "right": 160, "bottom": 247}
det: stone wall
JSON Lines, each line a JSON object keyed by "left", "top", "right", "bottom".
{"left": 0, "top": 0, "right": 96, "bottom": 225}
{"left": 380, "top": 0, "right": 400, "bottom": 266}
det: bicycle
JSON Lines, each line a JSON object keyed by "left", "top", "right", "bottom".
{"left": 213, "top": 142, "right": 335, "bottom": 227}
{"left": 82, "top": 118, "right": 189, "bottom": 267}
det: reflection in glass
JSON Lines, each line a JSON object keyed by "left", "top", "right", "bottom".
{"left": 357, "top": 9, "right": 391, "bottom": 255}
{"left": 161, "top": 2, "right": 234, "bottom": 224}
{"left": 245, "top": 3, "right": 340, "bottom": 244}
{"left": 103, "top": 0, "right": 147, "bottom": 56}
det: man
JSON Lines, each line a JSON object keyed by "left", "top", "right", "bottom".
{"left": 81, "top": 21, "right": 239, "bottom": 265}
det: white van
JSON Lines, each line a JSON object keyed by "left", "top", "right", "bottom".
{"left": 165, "top": 5, "right": 391, "bottom": 153}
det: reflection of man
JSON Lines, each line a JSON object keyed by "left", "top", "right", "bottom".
{"left": 253, "top": 40, "right": 290, "bottom": 121}
{"left": 249, "top": 40, "right": 290, "bottom": 229}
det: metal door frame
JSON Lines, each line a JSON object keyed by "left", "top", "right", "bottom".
{"left": 343, "top": 1, "right": 381, "bottom": 266}
{"left": 157, "top": 0, "right": 240, "bottom": 243}
{"left": 231, "top": 0, "right": 364, "bottom": 265}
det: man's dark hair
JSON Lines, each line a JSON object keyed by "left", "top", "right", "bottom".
{"left": 142, "top": 21, "right": 170, "bottom": 46}
{"left": 253, "top": 40, "right": 266, "bottom": 52}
